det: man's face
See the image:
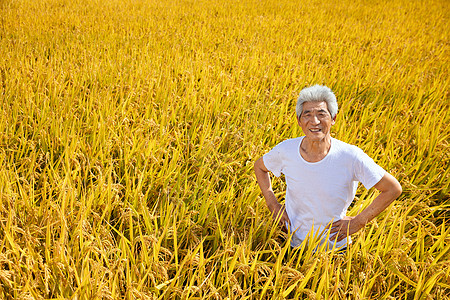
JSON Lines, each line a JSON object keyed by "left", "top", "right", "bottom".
{"left": 297, "top": 101, "right": 335, "bottom": 141}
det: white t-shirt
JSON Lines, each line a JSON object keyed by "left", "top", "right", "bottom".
{"left": 263, "top": 136, "right": 386, "bottom": 249}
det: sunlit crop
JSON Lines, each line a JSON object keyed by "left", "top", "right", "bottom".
{"left": 0, "top": 0, "right": 449, "bottom": 298}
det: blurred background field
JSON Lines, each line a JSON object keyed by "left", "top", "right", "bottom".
{"left": 0, "top": 0, "right": 449, "bottom": 298}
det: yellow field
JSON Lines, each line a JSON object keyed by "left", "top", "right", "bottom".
{"left": 0, "top": 0, "right": 449, "bottom": 298}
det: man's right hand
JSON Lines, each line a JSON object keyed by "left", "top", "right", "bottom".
{"left": 269, "top": 202, "right": 290, "bottom": 232}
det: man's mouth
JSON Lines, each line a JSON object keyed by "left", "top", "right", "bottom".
{"left": 309, "top": 128, "right": 321, "bottom": 132}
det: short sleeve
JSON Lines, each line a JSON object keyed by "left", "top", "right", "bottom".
{"left": 263, "top": 144, "right": 284, "bottom": 177}
{"left": 353, "top": 149, "right": 386, "bottom": 189}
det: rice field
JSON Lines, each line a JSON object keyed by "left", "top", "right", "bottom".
{"left": 0, "top": 0, "right": 449, "bottom": 298}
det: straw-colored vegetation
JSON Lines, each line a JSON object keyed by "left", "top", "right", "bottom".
{"left": 1, "top": 0, "right": 449, "bottom": 298}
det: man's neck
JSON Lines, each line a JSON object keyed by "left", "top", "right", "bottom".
{"left": 300, "top": 136, "right": 332, "bottom": 162}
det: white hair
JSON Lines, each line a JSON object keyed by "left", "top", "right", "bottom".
{"left": 296, "top": 85, "right": 338, "bottom": 118}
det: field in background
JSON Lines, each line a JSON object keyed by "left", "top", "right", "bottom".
{"left": 0, "top": 0, "right": 449, "bottom": 298}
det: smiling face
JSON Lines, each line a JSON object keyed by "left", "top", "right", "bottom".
{"left": 297, "top": 101, "right": 335, "bottom": 142}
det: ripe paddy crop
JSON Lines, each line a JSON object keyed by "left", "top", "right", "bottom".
{"left": 0, "top": 0, "right": 449, "bottom": 298}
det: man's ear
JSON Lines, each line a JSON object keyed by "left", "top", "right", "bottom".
{"left": 331, "top": 114, "right": 337, "bottom": 125}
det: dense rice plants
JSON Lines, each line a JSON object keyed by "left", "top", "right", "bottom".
{"left": 0, "top": 0, "right": 449, "bottom": 298}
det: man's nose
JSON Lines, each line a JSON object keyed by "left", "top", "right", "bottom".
{"left": 311, "top": 115, "right": 320, "bottom": 124}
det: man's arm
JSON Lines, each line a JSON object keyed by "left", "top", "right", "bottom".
{"left": 330, "top": 172, "right": 402, "bottom": 242}
{"left": 254, "top": 157, "right": 290, "bottom": 229}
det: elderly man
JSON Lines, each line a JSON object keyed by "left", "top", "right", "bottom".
{"left": 254, "top": 85, "right": 402, "bottom": 250}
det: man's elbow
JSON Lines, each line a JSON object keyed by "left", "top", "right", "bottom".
{"left": 391, "top": 180, "right": 402, "bottom": 200}
{"left": 378, "top": 173, "right": 402, "bottom": 201}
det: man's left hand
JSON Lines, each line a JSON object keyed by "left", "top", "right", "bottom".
{"left": 329, "top": 216, "right": 364, "bottom": 242}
